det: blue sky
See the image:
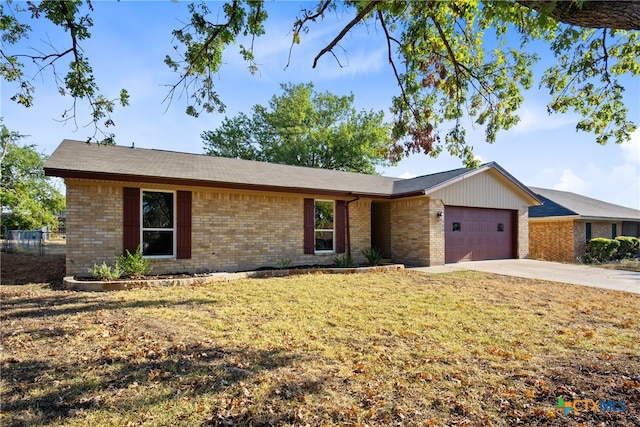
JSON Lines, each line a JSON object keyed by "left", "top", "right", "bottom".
{"left": 2, "top": 1, "right": 639, "bottom": 209}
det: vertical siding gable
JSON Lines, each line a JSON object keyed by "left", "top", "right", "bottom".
{"left": 428, "top": 170, "right": 532, "bottom": 209}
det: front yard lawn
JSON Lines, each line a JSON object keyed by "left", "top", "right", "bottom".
{"left": 1, "top": 269, "right": 638, "bottom": 426}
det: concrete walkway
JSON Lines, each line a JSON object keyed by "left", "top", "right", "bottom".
{"left": 412, "top": 259, "right": 640, "bottom": 294}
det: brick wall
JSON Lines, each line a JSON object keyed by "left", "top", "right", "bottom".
{"left": 427, "top": 199, "right": 445, "bottom": 266}
{"left": 517, "top": 207, "right": 530, "bottom": 259}
{"left": 65, "top": 181, "right": 123, "bottom": 275}
{"left": 574, "top": 220, "right": 622, "bottom": 260}
{"left": 64, "top": 179, "right": 371, "bottom": 276}
{"left": 390, "top": 198, "right": 431, "bottom": 266}
{"left": 529, "top": 220, "right": 575, "bottom": 262}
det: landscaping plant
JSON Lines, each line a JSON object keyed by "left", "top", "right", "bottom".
{"left": 362, "top": 247, "right": 383, "bottom": 266}
{"left": 117, "top": 246, "right": 152, "bottom": 278}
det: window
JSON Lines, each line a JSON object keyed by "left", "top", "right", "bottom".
{"left": 314, "top": 200, "right": 334, "bottom": 252}
{"left": 142, "top": 190, "right": 175, "bottom": 257}
{"left": 123, "top": 188, "right": 191, "bottom": 259}
{"left": 303, "top": 198, "right": 345, "bottom": 255}
{"left": 612, "top": 223, "right": 617, "bottom": 238}
{"left": 497, "top": 223, "right": 505, "bottom": 232}
{"left": 586, "top": 222, "right": 592, "bottom": 243}
{"left": 452, "top": 222, "right": 461, "bottom": 232}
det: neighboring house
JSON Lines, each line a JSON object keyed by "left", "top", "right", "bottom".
{"left": 44, "top": 140, "right": 541, "bottom": 277}
{"left": 528, "top": 187, "right": 640, "bottom": 263}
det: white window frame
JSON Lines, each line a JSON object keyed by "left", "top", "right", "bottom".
{"left": 141, "top": 189, "right": 176, "bottom": 259}
{"left": 314, "top": 199, "right": 335, "bottom": 254}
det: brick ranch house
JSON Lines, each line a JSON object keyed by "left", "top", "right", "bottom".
{"left": 528, "top": 187, "right": 640, "bottom": 262}
{"left": 44, "top": 140, "right": 542, "bottom": 277}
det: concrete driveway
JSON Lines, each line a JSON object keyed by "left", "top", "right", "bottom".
{"left": 412, "top": 259, "right": 640, "bottom": 294}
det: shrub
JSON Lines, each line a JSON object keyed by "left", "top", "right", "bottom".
{"left": 334, "top": 255, "right": 354, "bottom": 268}
{"left": 587, "top": 238, "right": 620, "bottom": 262}
{"left": 117, "top": 246, "right": 152, "bottom": 278}
{"left": 615, "top": 236, "right": 640, "bottom": 259}
{"left": 362, "top": 247, "right": 383, "bottom": 266}
{"left": 278, "top": 258, "right": 293, "bottom": 269}
{"left": 89, "top": 262, "right": 122, "bottom": 281}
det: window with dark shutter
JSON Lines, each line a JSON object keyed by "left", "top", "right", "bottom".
{"left": 335, "top": 200, "right": 346, "bottom": 254}
{"left": 177, "top": 191, "right": 192, "bottom": 259}
{"left": 304, "top": 198, "right": 315, "bottom": 254}
{"left": 124, "top": 188, "right": 192, "bottom": 259}
{"left": 123, "top": 187, "right": 141, "bottom": 254}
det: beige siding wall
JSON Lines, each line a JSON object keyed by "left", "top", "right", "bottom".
{"left": 429, "top": 170, "right": 531, "bottom": 210}
{"left": 529, "top": 220, "right": 575, "bottom": 262}
{"left": 64, "top": 179, "right": 370, "bottom": 277}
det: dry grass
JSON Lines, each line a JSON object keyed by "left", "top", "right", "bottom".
{"left": 595, "top": 259, "right": 640, "bottom": 272}
{"left": 1, "top": 260, "right": 639, "bottom": 426}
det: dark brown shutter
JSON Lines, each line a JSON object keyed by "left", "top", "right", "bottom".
{"left": 304, "top": 198, "right": 315, "bottom": 254}
{"left": 335, "top": 200, "right": 346, "bottom": 254}
{"left": 123, "top": 187, "right": 140, "bottom": 254}
{"left": 177, "top": 190, "right": 192, "bottom": 259}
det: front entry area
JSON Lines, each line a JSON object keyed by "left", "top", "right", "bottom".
{"left": 445, "top": 206, "right": 516, "bottom": 263}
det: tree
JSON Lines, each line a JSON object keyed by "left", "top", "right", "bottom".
{"left": 202, "top": 83, "right": 394, "bottom": 174}
{"left": 2, "top": 1, "right": 638, "bottom": 167}
{"left": 0, "top": 123, "right": 66, "bottom": 231}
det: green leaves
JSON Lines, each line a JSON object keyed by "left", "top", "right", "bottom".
{"left": 0, "top": 123, "right": 65, "bottom": 231}
{"left": 202, "top": 82, "right": 395, "bottom": 174}
{"left": 165, "top": 1, "right": 268, "bottom": 117}
{"left": 1, "top": 0, "right": 127, "bottom": 143}
{"left": 542, "top": 28, "right": 638, "bottom": 145}
{"left": 2, "top": 0, "right": 638, "bottom": 161}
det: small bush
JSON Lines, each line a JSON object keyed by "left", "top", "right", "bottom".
{"left": 587, "top": 238, "right": 620, "bottom": 263}
{"left": 615, "top": 236, "right": 640, "bottom": 259}
{"left": 334, "top": 255, "right": 354, "bottom": 268}
{"left": 118, "top": 246, "right": 152, "bottom": 278}
{"left": 278, "top": 258, "right": 293, "bottom": 269}
{"left": 89, "top": 262, "right": 122, "bottom": 281}
{"left": 362, "top": 247, "right": 383, "bottom": 266}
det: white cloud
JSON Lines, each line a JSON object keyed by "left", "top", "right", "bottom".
{"left": 553, "top": 169, "right": 590, "bottom": 194}
{"left": 511, "top": 104, "right": 577, "bottom": 134}
{"left": 398, "top": 172, "right": 417, "bottom": 179}
{"left": 620, "top": 129, "right": 640, "bottom": 166}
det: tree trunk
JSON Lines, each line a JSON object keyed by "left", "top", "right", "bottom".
{"left": 517, "top": 1, "right": 640, "bottom": 31}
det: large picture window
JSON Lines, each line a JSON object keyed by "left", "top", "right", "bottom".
{"left": 314, "top": 200, "right": 335, "bottom": 252}
{"left": 142, "top": 190, "right": 175, "bottom": 256}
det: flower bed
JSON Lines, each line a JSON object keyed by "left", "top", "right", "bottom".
{"left": 63, "top": 264, "right": 405, "bottom": 291}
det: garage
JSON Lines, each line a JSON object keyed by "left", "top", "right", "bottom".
{"left": 445, "top": 206, "right": 516, "bottom": 263}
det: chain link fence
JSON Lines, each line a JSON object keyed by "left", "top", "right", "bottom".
{"left": 3, "top": 229, "right": 66, "bottom": 255}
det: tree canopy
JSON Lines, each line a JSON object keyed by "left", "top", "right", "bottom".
{"left": 202, "top": 82, "right": 394, "bottom": 174}
{"left": 1, "top": 1, "right": 638, "bottom": 167}
{"left": 1, "top": 123, "right": 66, "bottom": 231}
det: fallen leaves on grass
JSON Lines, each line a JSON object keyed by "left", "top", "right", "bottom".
{"left": 1, "top": 268, "right": 639, "bottom": 426}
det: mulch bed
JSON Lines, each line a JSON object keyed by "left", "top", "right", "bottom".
{"left": 1, "top": 253, "right": 66, "bottom": 287}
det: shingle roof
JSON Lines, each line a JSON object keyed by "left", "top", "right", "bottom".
{"left": 44, "top": 139, "right": 537, "bottom": 201}
{"left": 529, "top": 187, "right": 640, "bottom": 221}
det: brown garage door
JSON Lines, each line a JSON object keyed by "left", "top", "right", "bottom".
{"left": 445, "top": 206, "right": 516, "bottom": 263}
